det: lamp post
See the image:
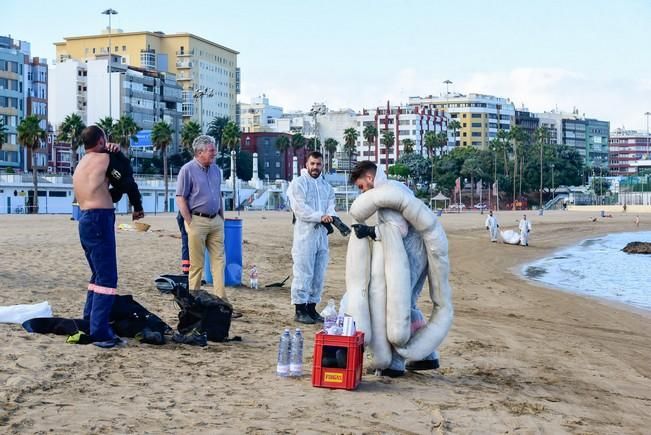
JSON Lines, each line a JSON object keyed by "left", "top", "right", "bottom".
{"left": 193, "top": 87, "right": 215, "bottom": 133}
{"left": 101, "top": 8, "right": 118, "bottom": 119}
{"left": 551, "top": 163, "right": 555, "bottom": 202}
{"left": 443, "top": 79, "right": 452, "bottom": 97}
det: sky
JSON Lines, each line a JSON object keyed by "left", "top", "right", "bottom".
{"left": 4, "top": 0, "right": 651, "bottom": 130}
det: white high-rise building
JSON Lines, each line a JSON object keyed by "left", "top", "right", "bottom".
{"left": 239, "top": 94, "right": 283, "bottom": 132}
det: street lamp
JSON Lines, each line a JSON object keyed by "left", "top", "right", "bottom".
{"left": 443, "top": 79, "right": 452, "bottom": 97}
{"left": 193, "top": 87, "right": 215, "bottom": 132}
{"left": 551, "top": 163, "right": 555, "bottom": 202}
{"left": 101, "top": 8, "right": 118, "bottom": 119}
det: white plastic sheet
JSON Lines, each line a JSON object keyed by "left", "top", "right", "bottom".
{"left": 0, "top": 301, "right": 53, "bottom": 324}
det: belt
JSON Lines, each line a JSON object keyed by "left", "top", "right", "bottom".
{"left": 192, "top": 211, "right": 217, "bottom": 219}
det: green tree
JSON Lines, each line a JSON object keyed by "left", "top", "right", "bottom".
{"left": 402, "top": 138, "right": 415, "bottom": 155}
{"left": 388, "top": 163, "right": 410, "bottom": 179}
{"left": 396, "top": 153, "right": 432, "bottom": 183}
{"left": 324, "top": 137, "right": 338, "bottom": 172}
{"left": 96, "top": 117, "right": 115, "bottom": 142}
{"left": 534, "top": 126, "right": 550, "bottom": 206}
{"left": 57, "top": 113, "right": 86, "bottom": 173}
{"left": 423, "top": 131, "right": 437, "bottom": 158}
{"left": 180, "top": 121, "right": 202, "bottom": 151}
{"left": 17, "top": 115, "right": 46, "bottom": 213}
{"left": 221, "top": 121, "right": 241, "bottom": 153}
{"left": 447, "top": 119, "right": 461, "bottom": 147}
{"left": 291, "top": 132, "right": 306, "bottom": 156}
{"left": 461, "top": 157, "right": 484, "bottom": 207}
{"left": 151, "top": 121, "right": 173, "bottom": 212}
{"left": 436, "top": 131, "right": 448, "bottom": 157}
{"left": 509, "top": 126, "right": 528, "bottom": 209}
{"left": 114, "top": 115, "right": 140, "bottom": 154}
{"left": 343, "top": 127, "right": 359, "bottom": 171}
{"left": 363, "top": 124, "right": 377, "bottom": 159}
{"left": 380, "top": 130, "right": 395, "bottom": 171}
{"left": 0, "top": 118, "right": 7, "bottom": 150}
{"left": 207, "top": 116, "right": 229, "bottom": 168}
{"left": 275, "top": 134, "right": 290, "bottom": 156}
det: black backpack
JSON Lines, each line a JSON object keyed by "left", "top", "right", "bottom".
{"left": 156, "top": 276, "right": 234, "bottom": 342}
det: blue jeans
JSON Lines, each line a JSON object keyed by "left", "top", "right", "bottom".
{"left": 177, "top": 212, "right": 190, "bottom": 274}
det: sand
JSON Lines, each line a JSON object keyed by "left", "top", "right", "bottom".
{"left": 1, "top": 209, "right": 650, "bottom": 434}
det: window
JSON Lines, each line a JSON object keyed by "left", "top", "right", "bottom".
{"left": 471, "top": 123, "right": 482, "bottom": 128}
{"left": 122, "top": 46, "right": 126, "bottom": 52}
{"left": 92, "top": 48, "right": 96, "bottom": 54}
{"left": 275, "top": 162, "right": 280, "bottom": 168}
{"left": 49, "top": 191, "right": 67, "bottom": 197}
{"left": 471, "top": 132, "right": 481, "bottom": 137}
{"left": 471, "top": 113, "right": 482, "bottom": 118}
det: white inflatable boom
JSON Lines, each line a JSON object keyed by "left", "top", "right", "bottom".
{"left": 349, "top": 183, "right": 454, "bottom": 363}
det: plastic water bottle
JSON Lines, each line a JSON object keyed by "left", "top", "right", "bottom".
{"left": 321, "top": 299, "right": 338, "bottom": 331}
{"left": 289, "top": 328, "right": 304, "bottom": 377}
{"left": 276, "top": 328, "right": 291, "bottom": 377}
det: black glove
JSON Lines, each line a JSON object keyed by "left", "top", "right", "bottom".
{"left": 331, "top": 216, "right": 351, "bottom": 237}
{"left": 316, "top": 222, "right": 334, "bottom": 235}
{"left": 352, "top": 224, "right": 376, "bottom": 240}
{"left": 106, "top": 152, "right": 143, "bottom": 212}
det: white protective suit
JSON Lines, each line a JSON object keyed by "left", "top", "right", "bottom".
{"left": 368, "top": 168, "right": 437, "bottom": 371}
{"left": 485, "top": 214, "right": 499, "bottom": 242}
{"left": 287, "top": 168, "right": 336, "bottom": 305}
{"left": 519, "top": 218, "right": 532, "bottom": 246}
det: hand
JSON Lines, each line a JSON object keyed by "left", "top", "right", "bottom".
{"left": 105, "top": 142, "right": 121, "bottom": 153}
{"left": 486, "top": 226, "right": 489, "bottom": 230}
{"left": 352, "top": 224, "right": 376, "bottom": 240}
{"left": 321, "top": 215, "right": 333, "bottom": 224}
{"left": 132, "top": 210, "right": 145, "bottom": 220}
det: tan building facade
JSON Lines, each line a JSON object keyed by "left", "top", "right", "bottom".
{"left": 54, "top": 31, "right": 239, "bottom": 129}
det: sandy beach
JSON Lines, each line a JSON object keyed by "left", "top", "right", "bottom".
{"left": 1, "top": 209, "right": 650, "bottom": 434}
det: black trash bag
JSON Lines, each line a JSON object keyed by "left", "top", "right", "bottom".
{"left": 172, "top": 284, "right": 233, "bottom": 343}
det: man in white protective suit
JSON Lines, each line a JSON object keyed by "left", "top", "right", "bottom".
{"left": 519, "top": 214, "right": 532, "bottom": 246}
{"left": 287, "top": 151, "right": 337, "bottom": 324}
{"left": 485, "top": 210, "right": 500, "bottom": 242}
{"left": 350, "top": 161, "right": 439, "bottom": 377}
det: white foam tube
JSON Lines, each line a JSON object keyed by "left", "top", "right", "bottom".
{"left": 350, "top": 183, "right": 454, "bottom": 360}
{"left": 367, "top": 240, "right": 392, "bottom": 369}
{"left": 344, "top": 229, "right": 372, "bottom": 345}
{"left": 379, "top": 222, "right": 412, "bottom": 347}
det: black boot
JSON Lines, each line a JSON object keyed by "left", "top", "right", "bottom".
{"left": 307, "top": 303, "right": 324, "bottom": 323}
{"left": 406, "top": 359, "right": 440, "bottom": 371}
{"left": 295, "top": 304, "right": 315, "bottom": 324}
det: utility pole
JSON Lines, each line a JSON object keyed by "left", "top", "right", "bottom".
{"left": 101, "top": 8, "right": 118, "bottom": 119}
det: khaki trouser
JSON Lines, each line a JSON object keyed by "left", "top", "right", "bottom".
{"left": 185, "top": 215, "right": 226, "bottom": 300}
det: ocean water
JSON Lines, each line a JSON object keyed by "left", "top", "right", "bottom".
{"left": 522, "top": 231, "right": 651, "bottom": 311}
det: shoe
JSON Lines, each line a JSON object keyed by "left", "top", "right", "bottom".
{"left": 378, "top": 368, "right": 405, "bottom": 378}
{"left": 136, "top": 328, "right": 164, "bottom": 345}
{"left": 172, "top": 329, "right": 208, "bottom": 347}
{"left": 93, "top": 336, "right": 127, "bottom": 348}
{"left": 232, "top": 310, "right": 243, "bottom": 319}
{"left": 295, "top": 304, "right": 316, "bottom": 324}
{"left": 406, "top": 359, "right": 440, "bottom": 371}
{"left": 307, "top": 303, "right": 324, "bottom": 323}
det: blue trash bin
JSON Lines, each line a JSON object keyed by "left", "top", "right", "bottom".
{"left": 437, "top": 209, "right": 443, "bottom": 217}
{"left": 224, "top": 218, "right": 243, "bottom": 286}
{"left": 202, "top": 218, "right": 243, "bottom": 287}
{"left": 72, "top": 203, "right": 81, "bottom": 221}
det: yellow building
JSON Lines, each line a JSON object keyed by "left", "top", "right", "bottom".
{"left": 54, "top": 30, "right": 239, "bottom": 129}
{"left": 409, "top": 93, "right": 515, "bottom": 149}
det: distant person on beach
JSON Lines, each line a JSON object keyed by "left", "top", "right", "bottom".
{"left": 519, "top": 214, "right": 532, "bottom": 247}
{"left": 175, "top": 136, "right": 229, "bottom": 302}
{"left": 287, "top": 151, "right": 336, "bottom": 324}
{"left": 485, "top": 210, "right": 500, "bottom": 242}
{"left": 73, "top": 125, "right": 144, "bottom": 348}
{"left": 635, "top": 215, "right": 640, "bottom": 227}
{"left": 623, "top": 204, "right": 627, "bottom": 213}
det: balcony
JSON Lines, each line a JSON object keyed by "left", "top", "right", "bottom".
{"left": 176, "top": 49, "right": 195, "bottom": 57}
{"left": 176, "top": 60, "right": 193, "bottom": 69}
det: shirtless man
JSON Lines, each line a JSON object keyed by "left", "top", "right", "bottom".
{"left": 73, "top": 125, "right": 144, "bottom": 347}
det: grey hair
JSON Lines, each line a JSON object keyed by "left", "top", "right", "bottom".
{"left": 192, "top": 135, "right": 216, "bottom": 154}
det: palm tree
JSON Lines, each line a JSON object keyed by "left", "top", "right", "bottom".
{"left": 96, "top": 117, "right": 115, "bottom": 142}
{"left": 380, "top": 130, "right": 395, "bottom": 172}
{"left": 402, "top": 138, "right": 415, "bottom": 155}
{"left": 151, "top": 121, "right": 173, "bottom": 212}
{"left": 534, "top": 126, "right": 550, "bottom": 207}
{"left": 114, "top": 115, "right": 140, "bottom": 154}
{"left": 0, "top": 118, "right": 7, "bottom": 150}
{"left": 57, "top": 113, "right": 86, "bottom": 173}
{"left": 207, "top": 116, "right": 229, "bottom": 168}
{"left": 291, "top": 132, "right": 306, "bottom": 157}
{"left": 343, "top": 127, "right": 359, "bottom": 171}
{"left": 275, "top": 135, "right": 291, "bottom": 177}
{"left": 181, "top": 121, "right": 202, "bottom": 151}
{"left": 461, "top": 157, "right": 484, "bottom": 208}
{"left": 509, "top": 126, "right": 527, "bottom": 210}
{"left": 17, "top": 115, "right": 46, "bottom": 213}
{"left": 363, "top": 124, "right": 377, "bottom": 160}
{"left": 436, "top": 131, "right": 448, "bottom": 157}
{"left": 496, "top": 129, "right": 511, "bottom": 176}
{"left": 221, "top": 121, "right": 241, "bottom": 153}
{"left": 324, "top": 138, "right": 338, "bottom": 172}
{"left": 423, "top": 131, "right": 437, "bottom": 158}
{"left": 447, "top": 120, "right": 461, "bottom": 147}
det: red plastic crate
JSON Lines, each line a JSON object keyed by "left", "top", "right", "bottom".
{"left": 312, "top": 331, "right": 364, "bottom": 390}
